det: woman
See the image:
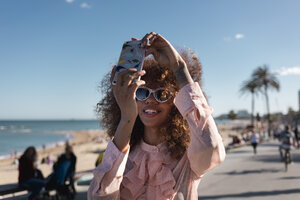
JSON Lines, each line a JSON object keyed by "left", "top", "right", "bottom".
{"left": 88, "top": 32, "right": 226, "bottom": 199}
{"left": 18, "top": 146, "right": 46, "bottom": 200}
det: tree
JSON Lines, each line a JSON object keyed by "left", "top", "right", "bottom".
{"left": 287, "top": 107, "right": 295, "bottom": 125}
{"left": 228, "top": 110, "right": 237, "bottom": 120}
{"left": 239, "top": 79, "right": 259, "bottom": 127}
{"left": 251, "top": 65, "right": 280, "bottom": 136}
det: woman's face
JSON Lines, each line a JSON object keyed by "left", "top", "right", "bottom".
{"left": 137, "top": 86, "right": 173, "bottom": 129}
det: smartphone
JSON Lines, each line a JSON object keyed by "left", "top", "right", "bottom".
{"left": 112, "top": 40, "right": 145, "bottom": 85}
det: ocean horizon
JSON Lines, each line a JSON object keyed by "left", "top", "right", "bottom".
{"left": 0, "top": 119, "right": 240, "bottom": 160}
{"left": 0, "top": 120, "right": 102, "bottom": 160}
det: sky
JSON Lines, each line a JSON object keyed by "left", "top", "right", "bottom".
{"left": 0, "top": 0, "right": 300, "bottom": 120}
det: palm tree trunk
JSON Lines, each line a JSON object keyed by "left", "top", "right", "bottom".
{"left": 264, "top": 86, "right": 271, "bottom": 137}
{"left": 251, "top": 93, "right": 254, "bottom": 127}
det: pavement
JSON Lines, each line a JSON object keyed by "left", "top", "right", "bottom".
{"left": 76, "top": 139, "right": 300, "bottom": 200}
{"left": 75, "top": 139, "right": 300, "bottom": 200}
{"left": 6, "top": 140, "right": 300, "bottom": 200}
{"left": 198, "top": 140, "right": 300, "bottom": 200}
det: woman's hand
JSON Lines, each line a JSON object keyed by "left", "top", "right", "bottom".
{"left": 141, "top": 32, "right": 193, "bottom": 88}
{"left": 110, "top": 67, "right": 145, "bottom": 153}
{"left": 110, "top": 67, "right": 146, "bottom": 122}
{"left": 141, "top": 32, "right": 183, "bottom": 69}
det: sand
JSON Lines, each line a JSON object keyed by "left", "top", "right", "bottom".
{"left": 0, "top": 130, "right": 109, "bottom": 185}
{"left": 0, "top": 121, "right": 249, "bottom": 186}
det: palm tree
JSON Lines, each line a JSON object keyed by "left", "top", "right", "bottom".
{"left": 239, "top": 79, "right": 259, "bottom": 127}
{"left": 251, "top": 65, "right": 280, "bottom": 136}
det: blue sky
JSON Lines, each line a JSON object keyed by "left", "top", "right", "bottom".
{"left": 0, "top": 0, "right": 299, "bottom": 120}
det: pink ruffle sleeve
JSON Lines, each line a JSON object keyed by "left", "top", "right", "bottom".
{"left": 88, "top": 140, "right": 129, "bottom": 200}
{"left": 174, "top": 82, "right": 226, "bottom": 177}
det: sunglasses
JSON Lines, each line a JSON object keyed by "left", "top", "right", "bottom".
{"left": 136, "top": 86, "right": 174, "bottom": 103}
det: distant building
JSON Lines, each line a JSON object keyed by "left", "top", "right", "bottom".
{"left": 237, "top": 110, "right": 251, "bottom": 118}
{"left": 215, "top": 114, "right": 229, "bottom": 120}
{"left": 216, "top": 109, "right": 251, "bottom": 119}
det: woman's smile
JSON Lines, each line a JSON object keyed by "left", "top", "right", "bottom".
{"left": 137, "top": 95, "right": 172, "bottom": 128}
{"left": 143, "top": 105, "right": 161, "bottom": 117}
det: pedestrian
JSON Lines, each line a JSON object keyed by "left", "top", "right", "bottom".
{"left": 294, "top": 126, "right": 299, "bottom": 148}
{"left": 250, "top": 130, "right": 260, "bottom": 154}
{"left": 88, "top": 32, "right": 226, "bottom": 199}
{"left": 279, "top": 125, "right": 298, "bottom": 161}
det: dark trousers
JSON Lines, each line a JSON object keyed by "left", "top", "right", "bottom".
{"left": 20, "top": 178, "right": 46, "bottom": 198}
{"left": 251, "top": 142, "right": 258, "bottom": 154}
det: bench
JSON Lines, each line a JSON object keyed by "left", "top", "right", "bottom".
{"left": 0, "top": 183, "right": 26, "bottom": 196}
{"left": 0, "top": 171, "right": 92, "bottom": 198}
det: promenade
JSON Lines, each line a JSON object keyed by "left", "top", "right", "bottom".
{"left": 75, "top": 139, "right": 300, "bottom": 200}
{"left": 6, "top": 140, "right": 300, "bottom": 200}
{"left": 198, "top": 140, "right": 300, "bottom": 200}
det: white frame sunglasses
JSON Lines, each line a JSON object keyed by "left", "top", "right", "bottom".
{"left": 135, "top": 86, "right": 174, "bottom": 103}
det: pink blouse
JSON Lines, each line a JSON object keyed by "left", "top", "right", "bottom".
{"left": 88, "top": 82, "right": 226, "bottom": 200}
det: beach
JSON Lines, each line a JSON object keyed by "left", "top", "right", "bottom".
{"left": 0, "top": 129, "right": 108, "bottom": 185}
{"left": 0, "top": 120, "right": 257, "bottom": 199}
{"left": 0, "top": 120, "right": 248, "bottom": 187}
{"left": 0, "top": 120, "right": 254, "bottom": 199}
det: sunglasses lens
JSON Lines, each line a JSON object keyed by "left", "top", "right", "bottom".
{"left": 136, "top": 88, "right": 150, "bottom": 100}
{"left": 155, "top": 89, "right": 171, "bottom": 102}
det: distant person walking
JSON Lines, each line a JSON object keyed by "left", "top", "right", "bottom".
{"left": 294, "top": 126, "right": 299, "bottom": 148}
{"left": 251, "top": 130, "right": 260, "bottom": 154}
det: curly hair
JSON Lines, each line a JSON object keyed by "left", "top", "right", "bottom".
{"left": 96, "top": 48, "right": 202, "bottom": 160}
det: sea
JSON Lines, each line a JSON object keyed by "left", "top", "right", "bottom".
{"left": 0, "top": 119, "right": 238, "bottom": 160}
{"left": 0, "top": 120, "right": 101, "bottom": 160}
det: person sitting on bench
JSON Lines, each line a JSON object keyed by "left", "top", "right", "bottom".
{"left": 18, "top": 146, "right": 46, "bottom": 200}
{"left": 46, "top": 142, "right": 77, "bottom": 195}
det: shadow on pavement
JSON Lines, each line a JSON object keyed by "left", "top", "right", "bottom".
{"left": 75, "top": 191, "right": 88, "bottom": 200}
{"left": 254, "top": 153, "right": 300, "bottom": 163}
{"left": 217, "top": 168, "right": 280, "bottom": 175}
{"left": 278, "top": 176, "right": 300, "bottom": 180}
{"left": 260, "top": 143, "right": 280, "bottom": 147}
{"left": 227, "top": 150, "right": 250, "bottom": 154}
{"left": 253, "top": 154, "right": 281, "bottom": 163}
{"left": 198, "top": 188, "right": 300, "bottom": 199}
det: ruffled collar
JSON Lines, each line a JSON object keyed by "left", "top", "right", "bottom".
{"left": 121, "top": 139, "right": 176, "bottom": 199}
{"left": 140, "top": 139, "right": 167, "bottom": 153}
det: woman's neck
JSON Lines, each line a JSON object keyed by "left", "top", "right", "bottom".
{"left": 143, "top": 126, "right": 165, "bottom": 145}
